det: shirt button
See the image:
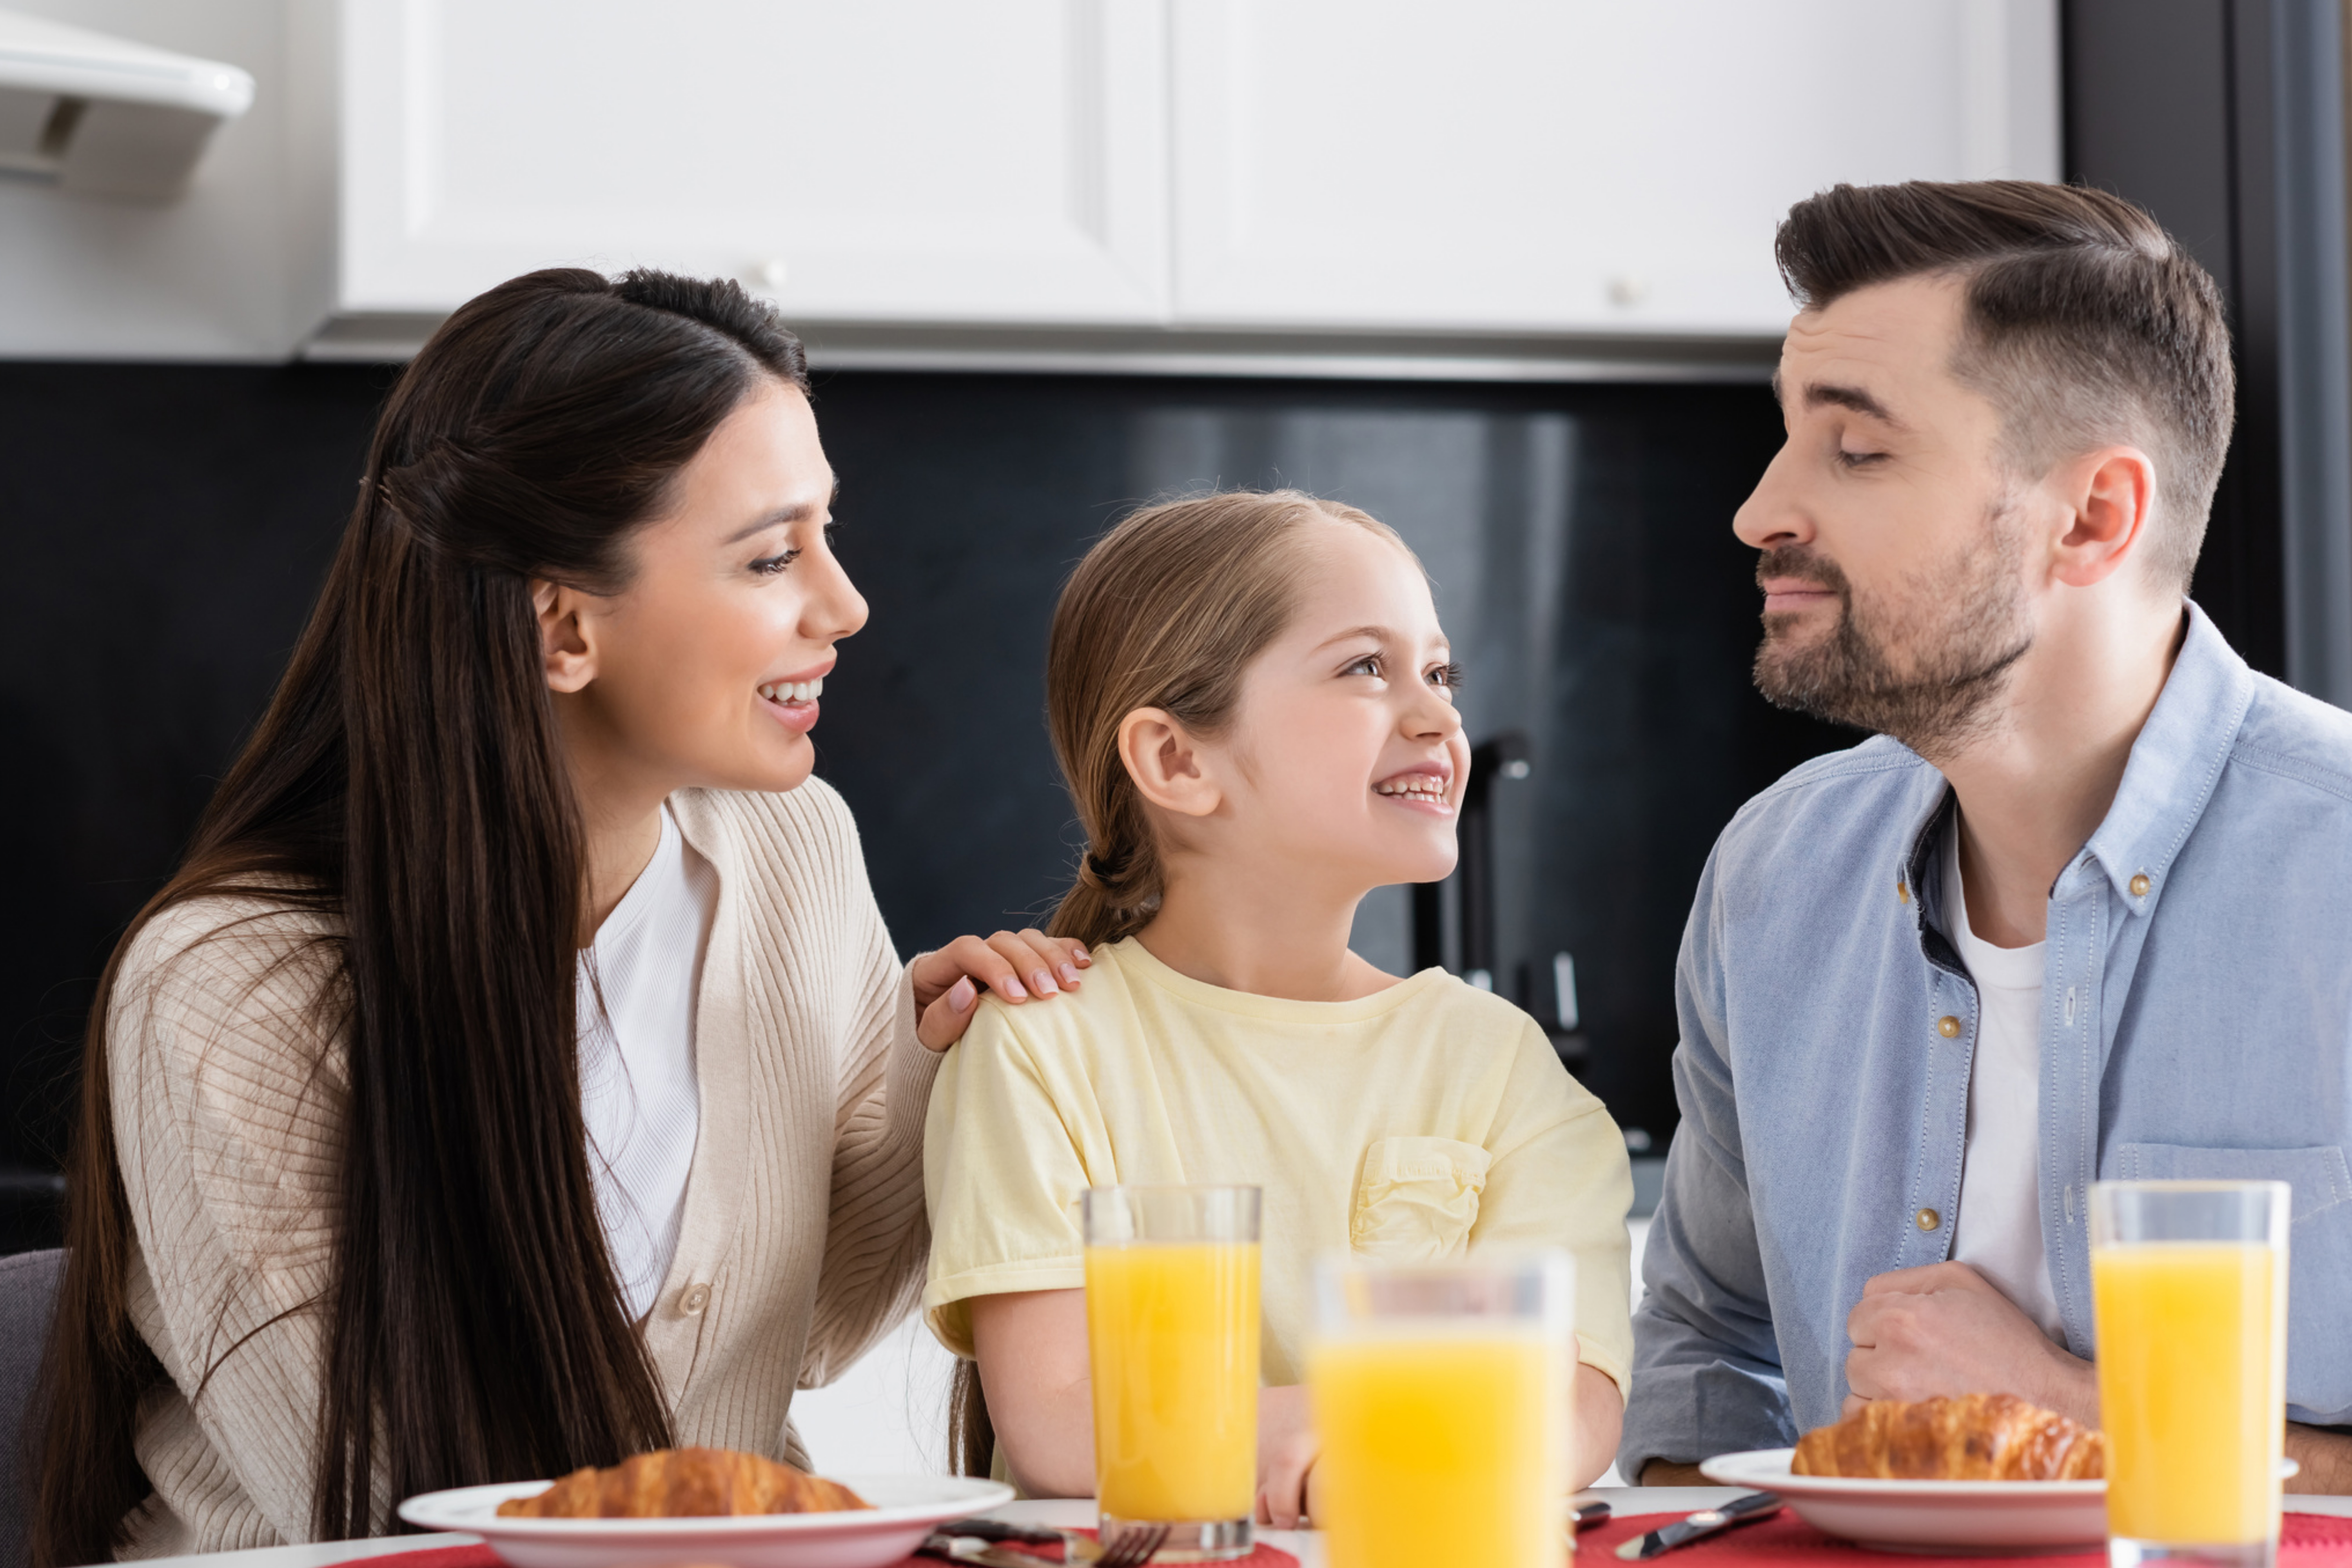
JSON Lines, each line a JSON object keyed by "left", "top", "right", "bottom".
{"left": 1896, "top": 878, "right": 1911, "bottom": 905}
{"left": 2130, "top": 873, "right": 2151, "bottom": 898}
{"left": 1916, "top": 1207, "right": 1942, "bottom": 1231}
{"left": 681, "top": 1283, "right": 712, "bottom": 1316}
{"left": 1937, "top": 1015, "right": 1962, "bottom": 1038}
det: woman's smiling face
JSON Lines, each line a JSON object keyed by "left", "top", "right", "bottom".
{"left": 542, "top": 378, "right": 867, "bottom": 799}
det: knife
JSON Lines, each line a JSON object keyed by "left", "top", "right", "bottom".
{"left": 935, "top": 1518, "right": 1069, "bottom": 1546}
{"left": 1613, "top": 1490, "right": 1782, "bottom": 1559}
{"left": 916, "top": 1534, "right": 1058, "bottom": 1568}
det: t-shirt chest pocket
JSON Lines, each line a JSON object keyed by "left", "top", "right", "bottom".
{"left": 1350, "top": 1136, "right": 1492, "bottom": 1263}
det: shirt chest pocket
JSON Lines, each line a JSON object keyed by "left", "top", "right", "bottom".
{"left": 1350, "top": 1136, "right": 1492, "bottom": 1264}
{"left": 2107, "top": 1142, "right": 2352, "bottom": 1420}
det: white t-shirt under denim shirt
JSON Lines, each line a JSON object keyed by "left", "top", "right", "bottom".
{"left": 1944, "top": 821, "right": 2065, "bottom": 1341}
{"left": 577, "top": 803, "right": 716, "bottom": 1320}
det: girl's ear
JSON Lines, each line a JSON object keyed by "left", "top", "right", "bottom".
{"left": 534, "top": 579, "right": 598, "bottom": 694}
{"left": 1118, "top": 707, "right": 1221, "bottom": 818}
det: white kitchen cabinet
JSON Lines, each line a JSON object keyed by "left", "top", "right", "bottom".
{"left": 0, "top": 0, "right": 2061, "bottom": 360}
{"left": 338, "top": 0, "right": 1170, "bottom": 324}
{"left": 1167, "top": 0, "right": 2060, "bottom": 336}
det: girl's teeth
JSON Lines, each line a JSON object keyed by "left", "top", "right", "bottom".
{"left": 760, "top": 677, "right": 826, "bottom": 703}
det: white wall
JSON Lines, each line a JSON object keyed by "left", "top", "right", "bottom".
{"left": 0, "top": 0, "right": 328, "bottom": 358}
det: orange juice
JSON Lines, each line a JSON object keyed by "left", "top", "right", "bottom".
{"left": 1307, "top": 1328, "right": 1561, "bottom": 1568}
{"left": 1084, "top": 1240, "right": 1260, "bottom": 1523}
{"left": 2092, "top": 1241, "right": 2286, "bottom": 1544}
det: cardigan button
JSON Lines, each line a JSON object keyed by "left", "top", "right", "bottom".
{"left": 1916, "top": 1208, "right": 1941, "bottom": 1231}
{"left": 1936, "top": 1015, "right": 1962, "bottom": 1038}
{"left": 681, "top": 1283, "right": 712, "bottom": 1316}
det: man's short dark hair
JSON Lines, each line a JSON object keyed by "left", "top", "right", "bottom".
{"left": 1777, "top": 180, "right": 2235, "bottom": 593}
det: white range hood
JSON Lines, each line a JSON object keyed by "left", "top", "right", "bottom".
{"left": 0, "top": 7, "right": 252, "bottom": 198}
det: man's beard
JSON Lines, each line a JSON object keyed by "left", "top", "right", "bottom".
{"left": 1751, "top": 516, "right": 2034, "bottom": 762}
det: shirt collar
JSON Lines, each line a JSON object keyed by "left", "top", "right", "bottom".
{"left": 1902, "top": 783, "right": 1964, "bottom": 969}
{"left": 1896, "top": 600, "right": 2254, "bottom": 929}
{"left": 2070, "top": 600, "right": 2255, "bottom": 913}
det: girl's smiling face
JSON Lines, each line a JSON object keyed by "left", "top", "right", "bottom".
{"left": 1197, "top": 520, "right": 1470, "bottom": 895}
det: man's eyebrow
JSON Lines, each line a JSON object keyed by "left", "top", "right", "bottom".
{"left": 1801, "top": 381, "right": 1908, "bottom": 428}
{"left": 722, "top": 476, "right": 839, "bottom": 545}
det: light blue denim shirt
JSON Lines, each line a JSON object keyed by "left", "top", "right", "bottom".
{"left": 1620, "top": 603, "right": 2352, "bottom": 1478}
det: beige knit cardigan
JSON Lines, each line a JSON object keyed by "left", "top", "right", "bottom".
{"left": 105, "top": 781, "right": 942, "bottom": 1557}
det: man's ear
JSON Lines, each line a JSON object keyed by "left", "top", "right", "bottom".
{"left": 2051, "top": 445, "right": 2159, "bottom": 590}
{"left": 534, "top": 579, "right": 597, "bottom": 694}
{"left": 1117, "top": 707, "right": 1222, "bottom": 819}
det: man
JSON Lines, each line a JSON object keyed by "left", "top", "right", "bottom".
{"left": 1620, "top": 180, "right": 2352, "bottom": 1489}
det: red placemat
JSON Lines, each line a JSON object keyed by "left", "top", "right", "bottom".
{"left": 346, "top": 1550, "right": 499, "bottom": 1568}
{"left": 893, "top": 1527, "right": 1296, "bottom": 1566}
{"left": 355, "top": 1529, "right": 1300, "bottom": 1568}
{"left": 1583, "top": 1510, "right": 2352, "bottom": 1565}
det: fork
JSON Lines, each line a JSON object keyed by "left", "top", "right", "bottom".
{"left": 1094, "top": 1521, "right": 1171, "bottom": 1566}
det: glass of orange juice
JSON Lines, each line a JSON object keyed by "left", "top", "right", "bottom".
{"left": 1307, "top": 1252, "right": 1574, "bottom": 1568}
{"left": 1081, "top": 1184, "right": 1261, "bottom": 1562}
{"left": 2091, "top": 1180, "right": 2290, "bottom": 1568}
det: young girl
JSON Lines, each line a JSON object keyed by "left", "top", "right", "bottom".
{"left": 922, "top": 490, "right": 1634, "bottom": 1525}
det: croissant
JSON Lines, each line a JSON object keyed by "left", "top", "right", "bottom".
{"left": 1792, "top": 1394, "right": 2105, "bottom": 1481}
{"left": 496, "top": 1446, "right": 871, "bottom": 1517}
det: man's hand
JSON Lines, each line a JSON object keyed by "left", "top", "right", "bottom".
{"left": 1844, "top": 1262, "right": 2096, "bottom": 1423}
{"left": 1639, "top": 1460, "right": 1713, "bottom": 1486}
{"left": 2287, "top": 1424, "right": 2352, "bottom": 1495}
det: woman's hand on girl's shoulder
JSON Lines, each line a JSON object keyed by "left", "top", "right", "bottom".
{"left": 911, "top": 928, "right": 1092, "bottom": 1051}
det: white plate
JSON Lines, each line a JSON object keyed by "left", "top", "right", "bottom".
{"left": 397, "top": 1474, "right": 1017, "bottom": 1568}
{"left": 1699, "top": 1448, "right": 2107, "bottom": 1554}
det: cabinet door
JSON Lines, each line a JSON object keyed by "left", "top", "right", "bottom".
{"left": 1169, "top": 0, "right": 2057, "bottom": 334}
{"left": 340, "top": 0, "right": 1169, "bottom": 323}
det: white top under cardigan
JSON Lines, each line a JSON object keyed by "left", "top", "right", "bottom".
{"left": 578, "top": 803, "right": 716, "bottom": 1321}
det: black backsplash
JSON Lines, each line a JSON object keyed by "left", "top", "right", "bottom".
{"left": 0, "top": 361, "right": 1853, "bottom": 1247}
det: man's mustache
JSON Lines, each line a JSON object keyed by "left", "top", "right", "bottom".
{"left": 1755, "top": 546, "right": 1850, "bottom": 597}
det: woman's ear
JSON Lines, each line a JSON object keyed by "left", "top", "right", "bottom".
{"left": 533, "top": 579, "right": 597, "bottom": 694}
{"left": 1117, "top": 707, "right": 1222, "bottom": 818}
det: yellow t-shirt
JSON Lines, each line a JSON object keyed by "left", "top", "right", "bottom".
{"left": 920, "top": 936, "right": 1636, "bottom": 1395}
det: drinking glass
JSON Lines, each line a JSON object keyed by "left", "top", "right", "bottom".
{"left": 1081, "top": 1184, "right": 1261, "bottom": 1561}
{"left": 2091, "top": 1180, "right": 2290, "bottom": 1568}
{"left": 1307, "top": 1251, "right": 1575, "bottom": 1568}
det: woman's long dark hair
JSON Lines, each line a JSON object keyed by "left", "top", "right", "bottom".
{"left": 32, "top": 268, "right": 808, "bottom": 1564}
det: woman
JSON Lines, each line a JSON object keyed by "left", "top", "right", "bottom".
{"left": 33, "top": 269, "right": 1083, "bottom": 1563}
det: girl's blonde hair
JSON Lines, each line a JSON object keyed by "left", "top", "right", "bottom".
{"left": 1044, "top": 488, "right": 1412, "bottom": 947}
